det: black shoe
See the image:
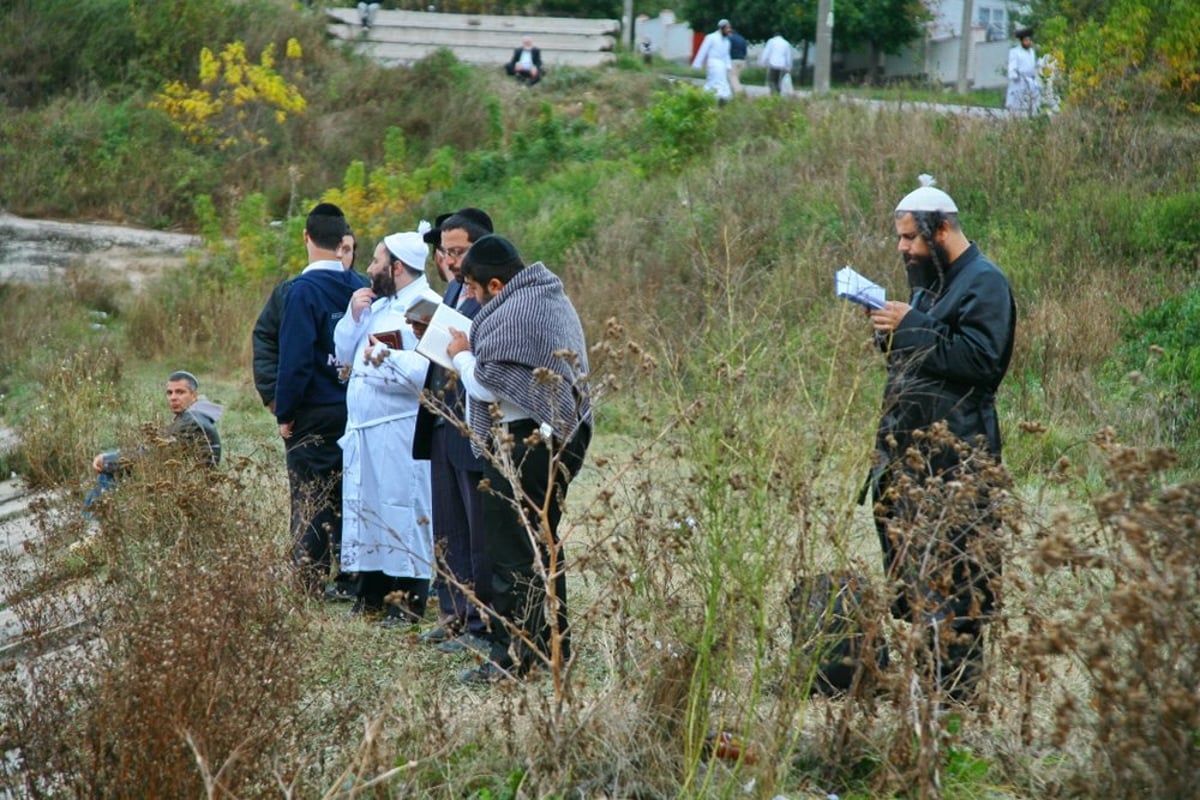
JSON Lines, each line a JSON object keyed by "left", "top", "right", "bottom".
{"left": 349, "top": 598, "right": 384, "bottom": 618}
{"left": 324, "top": 583, "right": 355, "bottom": 603}
{"left": 458, "top": 661, "right": 514, "bottom": 686}
{"left": 436, "top": 632, "right": 491, "bottom": 656}
{"left": 419, "top": 625, "right": 456, "bottom": 645}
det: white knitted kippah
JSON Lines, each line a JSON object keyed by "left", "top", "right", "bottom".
{"left": 383, "top": 220, "right": 432, "bottom": 270}
{"left": 895, "top": 174, "right": 958, "bottom": 213}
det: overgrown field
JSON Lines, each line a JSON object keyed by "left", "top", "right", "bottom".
{"left": 1, "top": 3, "right": 1199, "bottom": 797}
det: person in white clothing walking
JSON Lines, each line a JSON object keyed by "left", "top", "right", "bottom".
{"left": 759, "top": 32, "right": 794, "bottom": 96}
{"left": 691, "top": 19, "right": 733, "bottom": 103}
{"left": 1006, "top": 27, "right": 1041, "bottom": 117}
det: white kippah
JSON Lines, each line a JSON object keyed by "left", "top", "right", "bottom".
{"left": 895, "top": 173, "right": 958, "bottom": 213}
{"left": 383, "top": 220, "right": 432, "bottom": 270}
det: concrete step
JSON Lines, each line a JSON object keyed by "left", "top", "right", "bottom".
{"left": 328, "top": 7, "right": 619, "bottom": 36}
{"left": 350, "top": 41, "right": 615, "bottom": 69}
{"left": 331, "top": 24, "right": 614, "bottom": 52}
{"left": 327, "top": 7, "right": 620, "bottom": 68}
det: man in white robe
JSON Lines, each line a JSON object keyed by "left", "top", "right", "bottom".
{"left": 1006, "top": 28, "right": 1041, "bottom": 117}
{"left": 333, "top": 224, "right": 435, "bottom": 627}
{"left": 692, "top": 19, "right": 732, "bottom": 102}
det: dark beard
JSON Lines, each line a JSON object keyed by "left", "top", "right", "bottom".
{"left": 371, "top": 269, "right": 396, "bottom": 297}
{"left": 903, "top": 240, "right": 951, "bottom": 293}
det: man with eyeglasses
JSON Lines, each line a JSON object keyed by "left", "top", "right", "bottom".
{"left": 411, "top": 208, "right": 496, "bottom": 656}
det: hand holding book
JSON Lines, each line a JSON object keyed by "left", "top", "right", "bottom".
{"left": 835, "top": 266, "right": 886, "bottom": 310}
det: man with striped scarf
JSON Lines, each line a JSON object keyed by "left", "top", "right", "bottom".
{"left": 446, "top": 234, "right": 592, "bottom": 685}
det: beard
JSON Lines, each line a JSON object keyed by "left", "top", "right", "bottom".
{"left": 370, "top": 269, "right": 396, "bottom": 297}
{"left": 903, "top": 240, "right": 951, "bottom": 292}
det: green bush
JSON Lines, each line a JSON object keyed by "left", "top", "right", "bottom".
{"left": 635, "top": 84, "right": 719, "bottom": 174}
{"left": 0, "top": 96, "right": 218, "bottom": 225}
{"left": 1132, "top": 190, "right": 1200, "bottom": 265}
{"left": 1118, "top": 284, "right": 1200, "bottom": 392}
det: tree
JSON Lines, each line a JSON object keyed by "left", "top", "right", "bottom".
{"left": 833, "top": 0, "right": 929, "bottom": 82}
{"left": 677, "top": 0, "right": 813, "bottom": 43}
{"left": 678, "top": 0, "right": 927, "bottom": 80}
{"left": 1028, "top": 0, "right": 1200, "bottom": 113}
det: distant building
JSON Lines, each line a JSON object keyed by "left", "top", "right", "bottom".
{"left": 926, "top": 1, "right": 1029, "bottom": 42}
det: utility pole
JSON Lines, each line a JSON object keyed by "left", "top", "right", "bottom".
{"left": 814, "top": 0, "right": 833, "bottom": 93}
{"left": 623, "top": 0, "right": 634, "bottom": 51}
{"left": 956, "top": 0, "right": 975, "bottom": 94}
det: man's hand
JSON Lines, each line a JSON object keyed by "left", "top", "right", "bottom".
{"left": 447, "top": 327, "right": 470, "bottom": 358}
{"left": 93, "top": 454, "right": 105, "bottom": 473}
{"left": 350, "top": 287, "right": 377, "bottom": 322}
{"left": 868, "top": 300, "right": 912, "bottom": 333}
{"left": 279, "top": 422, "right": 294, "bottom": 440}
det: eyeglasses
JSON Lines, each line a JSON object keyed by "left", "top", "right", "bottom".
{"left": 437, "top": 246, "right": 469, "bottom": 259}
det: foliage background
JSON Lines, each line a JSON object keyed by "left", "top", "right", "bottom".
{"left": 1, "top": 1, "right": 1199, "bottom": 798}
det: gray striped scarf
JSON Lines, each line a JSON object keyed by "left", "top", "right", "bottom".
{"left": 468, "top": 261, "right": 591, "bottom": 454}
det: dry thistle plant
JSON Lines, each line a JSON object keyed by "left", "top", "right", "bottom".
{"left": 1, "top": 444, "right": 306, "bottom": 797}
{"left": 1009, "top": 435, "right": 1199, "bottom": 798}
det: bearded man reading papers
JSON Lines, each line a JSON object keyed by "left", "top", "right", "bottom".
{"left": 333, "top": 224, "right": 435, "bottom": 627}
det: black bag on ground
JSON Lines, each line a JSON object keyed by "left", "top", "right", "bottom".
{"left": 787, "top": 572, "right": 890, "bottom": 696}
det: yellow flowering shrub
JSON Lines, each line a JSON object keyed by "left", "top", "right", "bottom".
{"left": 151, "top": 39, "right": 307, "bottom": 150}
{"left": 1042, "top": 0, "right": 1200, "bottom": 114}
{"left": 322, "top": 128, "right": 455, "bottom": 245}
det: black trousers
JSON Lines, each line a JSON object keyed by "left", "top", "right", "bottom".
{"left": 874, "top": 480, "right": 999, "bottom": 700}
{"left": 430, "top": 424, "right": 489, "bottom": 634}
{"left": 480, "top": 420, "right": 590, "bottom": 673}
{"left": 286, "top": 402, "right": 347, "bottom": 580}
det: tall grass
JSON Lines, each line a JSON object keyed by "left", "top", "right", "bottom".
{"left": 1, "top": 52, "right": 1199, "bottom": 799}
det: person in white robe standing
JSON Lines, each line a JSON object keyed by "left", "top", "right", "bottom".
{"left": 1006, "top": 27, "right": 1041, "bottom": 117}
{"left": 691, "top": 19, "right": 733, "bottom": 103}
{"left": 334, "top": 224, "right": 435, "bottom": 627}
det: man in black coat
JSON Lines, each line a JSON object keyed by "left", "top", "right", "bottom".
{"left": 412, "top": 208, "right": 495, "bottom": 654}
{"left": 865, "top": 176, "right": 1016, "bottom": 703}
{"left": 505, "top": 37, "right": 543, "bottom": 86}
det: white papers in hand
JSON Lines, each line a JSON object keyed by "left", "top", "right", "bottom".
{"left": 835, "top": 265, "right": 886, "bottom": 310}
{"left": 415, "top": 302, "right": 472, "bottom": 370}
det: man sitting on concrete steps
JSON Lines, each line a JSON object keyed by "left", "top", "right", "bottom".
{"left": 505, "top": 37, "right": 544, "bottom": 86}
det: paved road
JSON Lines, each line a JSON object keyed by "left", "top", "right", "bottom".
{"left": 673, "top": 73, "right": 1014, "bottom": 119}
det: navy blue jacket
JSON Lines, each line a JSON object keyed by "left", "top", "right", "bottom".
{"left": 274, "top": 266, "right": 368, "bottom": 424}
{"left": 729, "top": 32, "right": 747, "bottom": 60}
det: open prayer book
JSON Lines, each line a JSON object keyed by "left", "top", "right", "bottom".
{"left": 835, "top": 265, "right": 886, "bottom": 310}
{"left": 414, "top": 302, "right": 472, "bottom": 370}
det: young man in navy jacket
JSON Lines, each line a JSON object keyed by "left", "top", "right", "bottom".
{"left": 275, "top": 202, "right": 368, "bottom": 595}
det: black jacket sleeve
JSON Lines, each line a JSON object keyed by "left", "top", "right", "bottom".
{"left": 251, "top": 280, "right": 291, "bottom": 407}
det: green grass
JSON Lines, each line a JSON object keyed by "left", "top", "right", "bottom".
{"left": 2, "top": 6, "right": 1199, "bottom": 796}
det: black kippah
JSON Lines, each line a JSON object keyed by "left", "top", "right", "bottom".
{"left": 463, "top": 234, "right": 523, "bottom": 272}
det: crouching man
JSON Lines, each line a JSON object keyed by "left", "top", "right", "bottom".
{"left": 85, "top": 370, "right": 223, "bottom": 511}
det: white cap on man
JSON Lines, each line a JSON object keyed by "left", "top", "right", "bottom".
{"left": 895, "top": 174, "right": 958, "bottom": 213}
{"left": 383, "top": 220, "right": 432, "bottom": 270}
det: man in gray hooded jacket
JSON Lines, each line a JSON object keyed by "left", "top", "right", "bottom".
{"left": 85, "top": 370, "right": 223, "bottom": 509}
